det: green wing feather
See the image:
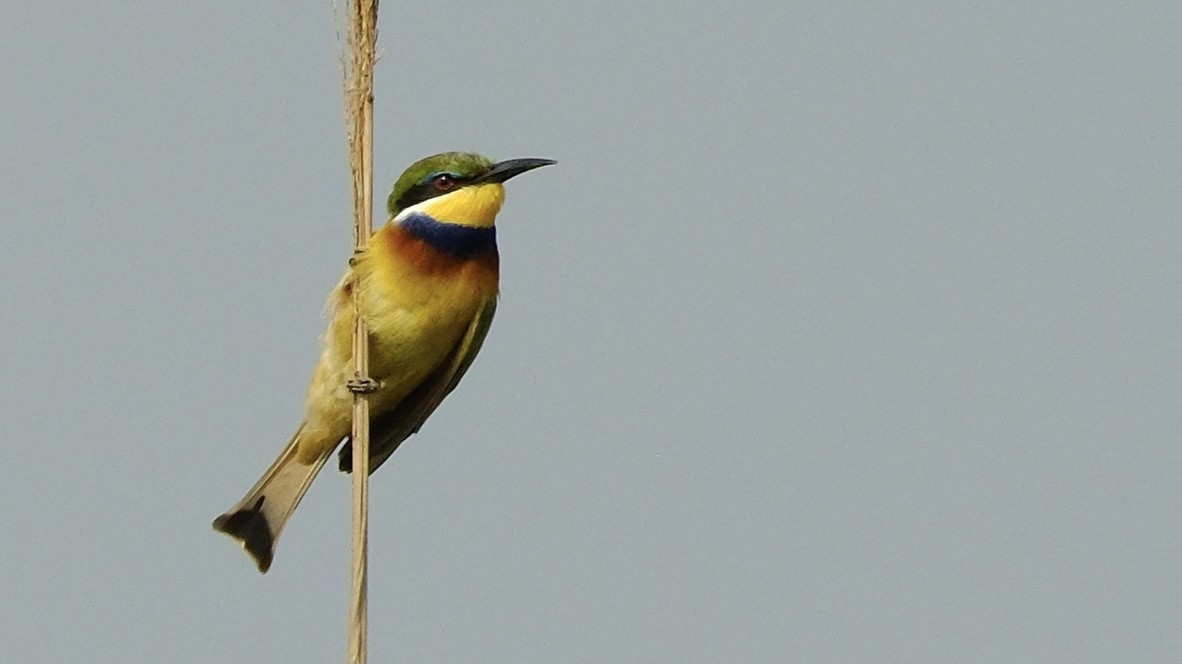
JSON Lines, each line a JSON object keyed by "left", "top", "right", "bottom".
{"left": 338, "top": 296, "right": 498, "bottom": 473}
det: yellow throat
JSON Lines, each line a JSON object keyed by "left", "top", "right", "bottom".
{"left": 405, "top": 183, "right": 506, "bottom": 228}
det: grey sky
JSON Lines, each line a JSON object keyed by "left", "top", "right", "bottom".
{"left": 2, "top": 1, "right": 1180, "bottom": 662}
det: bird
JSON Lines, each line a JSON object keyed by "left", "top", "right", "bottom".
{"left": 213, "top": 151, "right": 554, "bottom": 573}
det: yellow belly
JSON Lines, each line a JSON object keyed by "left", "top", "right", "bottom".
{"left": 295, "top": 225, "right": 497, "bottom": 462}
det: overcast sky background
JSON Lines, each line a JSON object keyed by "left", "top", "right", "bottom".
{"left": 2, "top": 1, "right": 1180, "bottom": 662}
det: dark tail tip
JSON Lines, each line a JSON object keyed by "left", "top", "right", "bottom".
{"left": 212, "top": 496, "right": 275, "bottom": 573}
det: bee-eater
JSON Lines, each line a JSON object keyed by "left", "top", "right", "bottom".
{"left": 213, "top": 152, "right": 554, "bottom": 573}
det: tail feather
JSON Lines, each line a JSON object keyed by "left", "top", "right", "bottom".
{"left": 212, "top": 426, "right": 333, "bottom": 573}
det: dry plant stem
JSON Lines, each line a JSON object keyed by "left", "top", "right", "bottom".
{"left": 341, "top": 1, "right": 378, "bottom": 663}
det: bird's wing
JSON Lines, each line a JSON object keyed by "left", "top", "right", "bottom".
{"left": 337, "top": 295, "right": 498, "bottom": 473}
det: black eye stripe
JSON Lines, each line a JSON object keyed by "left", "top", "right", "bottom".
{"left": 395, "top": 172, "right": 469, "bottom": 211}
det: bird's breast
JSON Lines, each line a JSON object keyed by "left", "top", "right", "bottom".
{"left": 356, "top": 223, "right": 499, "bottom": 378}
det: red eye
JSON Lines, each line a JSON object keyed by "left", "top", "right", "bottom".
{"left": 433, "top": 174, "right": 455, "bottom": 191}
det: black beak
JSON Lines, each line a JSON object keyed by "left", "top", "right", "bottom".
{"left": 474, "top": 157, "right": 556, "bottom": 184}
